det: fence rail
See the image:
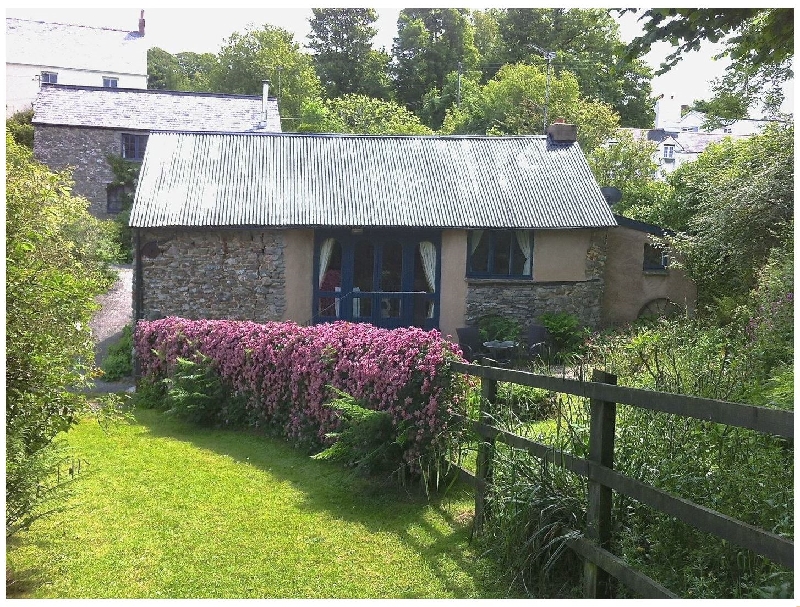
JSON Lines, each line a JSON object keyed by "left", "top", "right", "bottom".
{"left": 449, "top": 361, "right": 794, "bottom": 599}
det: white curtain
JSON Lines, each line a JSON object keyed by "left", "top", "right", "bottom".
{"left": 419, "top": 241, "right": 437, "bottom": 293}
{"left": 515, "top": 230, "right": 533, "bottom": 276}
{"left": 318, "top": 237, "right": 335, "bottom": 287}
{"left": 469, "top": 230, "right": 484, "bottom": 255}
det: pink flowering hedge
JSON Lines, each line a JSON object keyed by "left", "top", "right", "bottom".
{"left": 134, "top": 317, "right": 469, "bottom": 470}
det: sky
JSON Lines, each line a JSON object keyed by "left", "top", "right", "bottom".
{"left": 5, "top": 6, "right": 794, "bottom": 116}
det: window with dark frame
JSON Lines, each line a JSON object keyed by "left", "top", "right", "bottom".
{"left": 40, "top": 71, "right": 57, "bottom": 84}
{"left": 663, "top": 144, "right": 675, "bottom": 159}
{"left": 121, "top": 133, "right": 148, "bottom": 161}
{"left": 467, "top": 230, "right": 533, "bottom": 278}
{"left": 106, "top": 184, "right": 125, "bottom": 214}
{"left": 103, "top": 76, "right": 119, "bottom": 88}
{"left": 643, "top": 242, "right": 669, "bottom": 271}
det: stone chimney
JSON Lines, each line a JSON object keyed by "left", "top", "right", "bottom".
{"left": 547, "top": 118, "right": 578, "bottom": 144}
{"left": 262, "top": 80, "right": 271, "bottom": 119}
{"left": 138, "top": 10, "right": 145, "bottom": 36}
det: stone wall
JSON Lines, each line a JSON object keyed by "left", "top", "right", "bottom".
{"left": 466, "top": 229, "right": 608, "bottom": 329}
{"left": 34, "top": 124, "right": 144, "bottom": 218}
{"left": 135, "top": 228, "right": 287, "bottom": 323}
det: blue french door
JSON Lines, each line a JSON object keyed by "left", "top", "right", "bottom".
{"left": 314, "top": 230, "right": 441, "bottom": 330}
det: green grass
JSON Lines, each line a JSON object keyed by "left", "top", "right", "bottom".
{"left": 7, "top": 408, "right": 514, "bottom": 599}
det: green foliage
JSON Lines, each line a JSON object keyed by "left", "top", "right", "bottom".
{"left": 477, "top": 314, "right": 521, "bottom": 343}
{"left": 211, "top": 25, "right": 321, "bottom": 131}
{"left": 539, "top": 313, "right": 586, "bottom": 360}
{"left": 100, "top": 325, "right": 133, "bottom": 381}
{"left": 298, "top": 94, "right": 433, "bottom": 135}
{"left": 6, "top": 130, "right": 114, "bottom": 537}
{"left": 6, "top": 109, "right": 34, "bottom": 149}
{"left": 313, "top": 388, "right": 411, "bottom": 477}
{"left": 105, "top": 154, "right": 140, "bottom": 262}
{"left": 147, "top": 47, "right": 218, "bottom": 92}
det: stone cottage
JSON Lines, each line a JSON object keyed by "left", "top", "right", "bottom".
{"left": 32, "top": 81, "right": 281, "bottom": 218}
{"left": 129, "top": 124, "right": 695, "bottom": 340}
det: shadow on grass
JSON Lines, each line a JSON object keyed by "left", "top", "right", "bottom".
{"left": 132, "top": 407, "right": 511, "bottom": 598}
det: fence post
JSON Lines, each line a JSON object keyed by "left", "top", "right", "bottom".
{"left": 584, "top": 369, "right": 617, "bottom": 599}
{"left": 474, "top": 372, "right": 497, "bottom": 535}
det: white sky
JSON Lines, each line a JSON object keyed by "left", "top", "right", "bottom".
{"left": 5, "top": 6, "right": 794, "bottom": 115}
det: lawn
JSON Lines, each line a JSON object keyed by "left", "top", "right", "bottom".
{"left": 6, "top": 407, "right": 514, "bottom": 599}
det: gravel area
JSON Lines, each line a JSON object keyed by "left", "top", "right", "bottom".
{"left": 89, "top": 264, "right": 135, "bottom": 391}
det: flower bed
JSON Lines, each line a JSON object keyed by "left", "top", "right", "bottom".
{"left": 134, "top": 318, "right": 468, "bottom": 471}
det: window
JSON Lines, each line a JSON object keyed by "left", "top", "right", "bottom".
{"left": 103, "top": 77, "right": 119, "bottom": 88}
{"left": 40, "top": 71, "right": 57, "bottom": 84}
{"left": 106, "top": 184, "right": 125, "bottom": 214}
{"left": 723, "top": 127, "right": 733, "bottom": 134}
{"left": 663, "top": 144, "right": 675, "bottom": 159}
{"left": 643, "top": 243, "right": 669, "bottom": 271}
{"left": 468, "top": 230, "right": 533, "bottom": 278}
{"left": 121, "top": 133, "right": 148, "bottom": 161}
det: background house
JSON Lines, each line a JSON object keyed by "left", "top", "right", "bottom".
{"left": 6, "top": 14, "right": 148, "bottom": 116}
{"left": 129, "top": 125, "right": 696, "bottom": 338}
{"left": 32, "top": 82, "right": 281, "bottom": 218}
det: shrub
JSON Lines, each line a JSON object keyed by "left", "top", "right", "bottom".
{"left": 100, "top": 325, "right": 134, "bottom": 381}
{"left": 539, "top": 313, "right": 587, "bottom": 361}
{"left": 478, "top": 314, "right": 522, "bottom": 343}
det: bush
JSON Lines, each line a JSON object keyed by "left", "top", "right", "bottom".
{"left": 100, "top": 325, "right": 134, "bottom": 381}
{"left": 478, "top": 314, "right": 521, "bottom": 343}
{"left": 6, "top": 109, "right": 33, "bottom": 149}
{"left": 539, "top": 313, "right": 587, "bottom": 361}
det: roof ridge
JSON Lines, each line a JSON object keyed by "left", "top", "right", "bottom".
{"left": 38, "top": 83, "right": 271, "bottom": 100}
{"left": 6, "top": 17, "right": 138, "bottom": 35}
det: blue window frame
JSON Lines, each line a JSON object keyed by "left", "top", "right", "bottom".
{"left": 103, "top": 76, "right": 119, "bottom": 88}
{"left": 467, "top": 229, "right": 533, "bottom": 278}
{"left": 40, "top": 71, "right": 57, "bottom": 84}
{"left": 121, "top": 133, "right": 148, "bottom": 161}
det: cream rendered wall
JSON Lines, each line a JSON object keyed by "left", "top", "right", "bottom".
{"left": 282, "top": 229, "right": 314, "bottom": 324}
{"left": 438, "top": 230, "right": 468, "bottom": 341}
{"left": 533, "top": 229, "right": 593, "bottom": 281}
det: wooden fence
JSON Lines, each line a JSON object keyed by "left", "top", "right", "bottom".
{"left": 449, "top": 361, "right": 794, "bottom": 599}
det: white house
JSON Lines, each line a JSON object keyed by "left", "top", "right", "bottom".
{"left": 654, "top": 92, "right": 779, "bottom": 136}
{"left": 6, "top": 12, "right": 148, "bottom": 116}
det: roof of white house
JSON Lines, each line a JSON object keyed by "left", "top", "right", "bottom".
{"left": 6, "top": 17, "right": 146, "bottom": 76}
{"left": 33, "top": 84, "right": 282, "bottom": 133}
{"left": 130, "top": 131, "right": 617, "bottom": 230}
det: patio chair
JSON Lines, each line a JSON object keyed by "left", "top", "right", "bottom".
{"left": 525, "top": 324, "right": 552, "bottom": 361}
{"left": 456, "top": 326, "right": 485, "bottom": 362}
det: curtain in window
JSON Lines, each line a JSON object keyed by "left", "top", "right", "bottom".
{"left": 318, "top": 237, "right": 335, "bottom": 287}
{"left": 515, "top": 230, "right": 532, "bottom": 275}
{"left": 418, "top": 241, "right": 437, "bottom": 293}
{"left": 469, "top": 230, "right": 484, "bottom": 255}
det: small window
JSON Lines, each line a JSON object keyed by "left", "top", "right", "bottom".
{"left": 103, "top": 77, "right": 119, "bottom": 88}
{"left": 644, "top": 243, "right": 669, "bottom": 271}
{"left": 723, "top": 127, "right": 733, "bottom": 134}
{"left": 468, "top": 230, "right": 533, "bottom": 278}
{"left": 663, "top": 144, "right": 675, "bottom": 159}
{"left": 121, "top": 133, "right": 148, "bottom": 161}
{"left": 106, "top": 184, "right": 125, "bottom": 214}
{"left": 41, "top": 71, "right": 57, "bottom": 84}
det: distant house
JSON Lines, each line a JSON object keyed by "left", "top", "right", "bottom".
{"left": 129, "top": 123, "right": 695, "bottom": 339}
{"left": 6, "top": 13, "right": 148, "bottom": 116}
{"left": 32, "top": 82, "right": 282, "bottom": 218}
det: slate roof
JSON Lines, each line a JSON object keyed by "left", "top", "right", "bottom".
{"left": 130, "top": 131, "right": 617, "bottom": 230}
{"left": 33, "top": 84, "right": 282, "bottom": 133}
{"left": 6, "top": 18, "right": 146, "bottom": 76}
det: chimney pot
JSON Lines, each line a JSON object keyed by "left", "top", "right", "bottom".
{"left": 138, "top": 10, "right": 145, "bottom": 36}
{"left": 547, "top": 121, "right": 578, "bottom": 144}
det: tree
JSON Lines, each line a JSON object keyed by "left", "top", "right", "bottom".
{"left": 490, "top": 8, "right": 655, "bottom": 127}
{"left": 6, "top": 109, "right": 33, "bottom": 149}
{"left": 392, "top": 9, "right": 480, "bottom": 116}
{"left": 307, "top": 8, "right": 391, "bottom": 100}
{"left": 211, "top": 25, "right": 322, "bottom": 131}
{"left": 175, "top": 51, "right": 217, "bottom": 91}
{"left": 624, "top": 8, "right": 793, "bottom": 122}
{"left": 147, "top": 48, "right": 217, "bottom": 92}
{"left": 298, "top": 94, "right": 433, "bottom": 135}
{"left": 441, "top": 63, "right": 619, "bottom": 154}
{"left": 587, "top": 129, "right": 673, "bottom": 219}
{"left": 6, "top": 131, "right": 116, "bottom": 537}
{"left": 666, "top": 124, "right": 794, "bottom": 307}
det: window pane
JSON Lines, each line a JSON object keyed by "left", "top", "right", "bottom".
{"left": 510, "top": 233, "right": 525, "bottom": 275}
{"left": 493, "top": 231, "right": 512, "bottom": 275}
{"left": 354, "top": 240, "right": 374, "bottom": 291}
{"left": 381, "top": 241, "right": 402, "bottom": 292}
{"left": 469, "top": 231, "right": 489, "bottom": 273}
{"left": 414, "top": 242, "right": 436, "bottom": 293}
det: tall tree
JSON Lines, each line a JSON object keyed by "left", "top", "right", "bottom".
{"left": 147, "top": 47, "right": 186, "bottom": 90}
{"left": 489, "top": 8, "right": 655, "bottom": 128}
{"left": 624, "top": 8, "right": 793, "bottom": 122}
{"left": 298, "top": 94, "right": 433, "bottom": 135}
{"left": 307, "top": 8, "right": 391, "bottom": 100}
{"left": 211, "top": 25, "right": 322, "bottom": 131}
{"left": 392, "top": 9, "right": 480, "bottom": 115}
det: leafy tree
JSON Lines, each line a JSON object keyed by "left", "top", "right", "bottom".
{"left": 441, "top": 63, "right": 619, "bottom": 154}
{"left": 307, "top": 8, "right": 392, "bottom": 100}
{"left": 392, "top": 9, "right": 480, "bottom": 116}
{"left": 666, "top": 124, "right": 793, "bottom": 307}
{"left": 211, "top": 25, "right": 322, "bottom": 131}
{"left": 6, "top": 131, "right": 115, "bottom": 537}
{"left": 175, "top": 51, "right": 217, "bottom": 91}
{"left": 624, "top": 8, "right": 793, "bottom": 122}
{"left": 6, "top": 109, "right": 34, "bottom": 149}
{"left": 587, "top": 129, "right": 672, "bottom": 219}
{"left": 298, "top": 94, "right": 433, "bottom": 135}
{"left": 147, "top": 47, "right": 185, "bottom": 90}
{"left": 489, "top": 8, "right": 655, "bottom": 127}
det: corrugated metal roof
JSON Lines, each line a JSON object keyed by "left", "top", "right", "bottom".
{"left": 130, "top": 131, "right": 617, "bottom": 230}
{"left": 6, "top": 18, "right": 146, "bottom": 76}
{"left": 33, "top": 84, "right": 282, "bottom": 133}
